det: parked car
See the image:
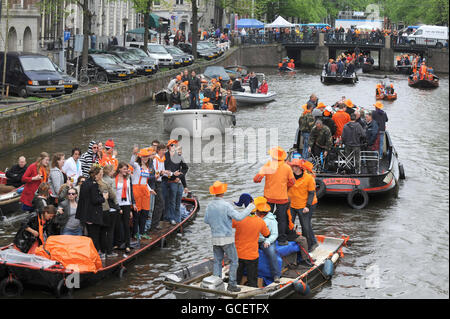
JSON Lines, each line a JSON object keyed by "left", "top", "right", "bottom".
{"left": 106, "top": 54, "right": 138, "bottom": 77}
{"left": 52, "top": 61, "right": 79, "bottom": 94}
{"left": 177, "top": 43, "right": 217, "bottom": 60}
{"left": 164, "top": 45, "right": 194, "bottom": 67}
{"left": 0, "top": 52, "right": 64, "bottom": 98}
{"left": 84, "top": 54, "right": 131, "bottom": 82}
{"left": 134, "top": 43, "right": 173, "bottom": 68}
{"left": 108, "top": 50, "right": 156, "bottom": 76}
{"left": 198, "top": 41, "right": 223, "bottom": 56}
{"left": 109, "top": 46, "right": 159, "bottom": 72}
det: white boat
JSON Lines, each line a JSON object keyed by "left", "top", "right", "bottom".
{"left": 163, "top": 109, "right": 235, "bottom": 138}
{"left": 232, "top": 91, "right": 277, "bottom": 105}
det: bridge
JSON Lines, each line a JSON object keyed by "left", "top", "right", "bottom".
{"left": 238, "top": 33, "right": 449, "bottom": 73}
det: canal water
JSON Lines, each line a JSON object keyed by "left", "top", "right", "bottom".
{"left": 0, "top": 68, "right": 448, "bottom": 299}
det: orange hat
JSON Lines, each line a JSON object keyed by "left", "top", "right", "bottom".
{"left": 209, "top": 181, "right": 228, "bottom": 195}
{"left": 374, "top": 101, "right": 384, "bottom": 109}
{"left": 288, "top": 158, "right": 305, "bottom": 168}
{"left": 219, "top": 76, "right": 223, "bottom": 80}
{"left": 105, "top": 139, "right": 115, "bottom": 149}
{"left": 252, "top": 196, "right": 271, "bottom": 213}
{"left": 137, "top": 148, "right": 152, "bottom": 157}
{"left": 127, "top": 164, "right": 134, "bottom": 173}
{"left": 211, "top": 78, "right": 217, "bottom": 83}
{"left": 183, "top": 81, "right": 189, "bottom": 86}
{"left": 176, "top": 75, "right": 182, "bottom": 81}
{"left": 301, "top": 104, "right": 307, "bottom": 112}
{"left": 167, "top": 139, "right": 178, "bottom": 147}
{"left": 390, "top": 84, "right": 394, "bottom": 88}
{"left": 302, "top": 161, "right": 314, "bottom": 173}
{"left": 344, "top": 99, "right": 354, "bottom": 108}
{"left": 203, "top": 97, "right": 210, "bottom": 102}
{"left": 323, "top": 110, "right": 331, "bottom": 117}
{"left": 268, "top": 146, "right": 287, "bottom": 161}
{"left": 317, "top": 102, "right": 326, "bottom": 109}
{"left": 290, "top": 59, "right": 294, "bottom": 62}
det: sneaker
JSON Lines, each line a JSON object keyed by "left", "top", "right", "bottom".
{"left": 274, "top": 276, "right": 281, "bottom": 283}
{"left": 106, "top": 252, "right": 118, "bottom": 258}
{"left": 278, "top": 241, "right": 289, "bottom": 246}
{"left": 170, "top": 220, "right": 177, "bottom": 225}
{"left": 227, "top": 285, "right": 241, "bottom": 293}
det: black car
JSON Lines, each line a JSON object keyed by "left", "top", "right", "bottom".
{"left": 0, "top": 52, "right": 64, "bottom": 97}
{"left": 164, "top": 45, "right": 194, "bottom": 67}
{"left": 108, "top": 46, "right": 159, "bottom": 74}
{"left": 74, "top": 54, "right": 130, "bottom": 82}
{"left": 198, "top": 41, "right": 223, "bottom": 57}
{"left": 52, "top": 61, "right": 79, "bottom": 94}
{"left": 177, "top": 43, "right": 217, "bottom": 60}
{"left": 108, "top": 51, "right": 156, "bottom": 76}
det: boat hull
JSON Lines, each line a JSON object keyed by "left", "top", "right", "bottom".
{"left": 163, "top": 109, "right": 235, "bottom": 137}
{"left": 408, "top": 77, "right": 439, "bottom": 88}
{"left": 232, "top": 92, "right": 277, "bottom": 105}
{"left": 320, "top": 71, "right": 358, "bottom": 84}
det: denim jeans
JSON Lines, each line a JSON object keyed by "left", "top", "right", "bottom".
{"left": 172, "top": 104, "right": 181, "bottom": 110}
{"left": 167, "top": 182, "right": 183, "bottom": 223}
{"left": 213, "top": 243, "right": 239, "bottom": 287}
{"left": 145, "top": 193, "right": 155, "bottom": 232}
{"left": 378, "top": 131, "right": 385, "bottom": 159}
{"left": 189, "top": 91, "right": 199, "bottom": 109}
{"left": 301, "top": 132, "right": 310, "bottom": 159}
{"left": 61, "top": 227, "right": 83, "bottom": 236}
{"left": 296, "top": 205, "right": 317, "bottom": 251}
{"left": 259, "top": 242, "right": 281, "bottom": 278}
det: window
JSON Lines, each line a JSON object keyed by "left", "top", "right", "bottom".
{"left": 414, "top": 30, "right": 423, "bottom": 36}
{"left": 153, "top": 0, "right": 160, "bottom": 5}
{"left": 176, "top": 0, "right": 184, "bottom": 4}
{"left": 19, "top": 57, "right": 56, "bottom": 72}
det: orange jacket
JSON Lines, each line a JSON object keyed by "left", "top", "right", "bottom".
{"left": 232, "top": 214, "right": 270, "bottom": 260}
{"left": 254, "top": 160, "right": 295, "bottom": 204}
{"left": 99, "top": 154, "right": 118, "bottom": 171}
{"left": 288, "top": 172, "right": 318, "bottom": 209}
{"left": 332, "top": 110, "right": 351, "bottom": 138}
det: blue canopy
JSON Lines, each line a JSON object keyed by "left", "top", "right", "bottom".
{"left": 236, "top": 19, "right": 265, "bottom": 29}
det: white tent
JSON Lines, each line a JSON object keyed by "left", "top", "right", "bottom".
{"left": 265, "top": 16, "right": 295, "bottom": 28}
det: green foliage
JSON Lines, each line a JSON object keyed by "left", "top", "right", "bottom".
{"left": 382, "top": 0, "right": 449, "bottom": 25}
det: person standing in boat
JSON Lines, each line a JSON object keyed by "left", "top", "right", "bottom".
{"left": 322, "top": 107, "right": 337, "bottom": 137}
{"left": 231, "top": 77, "right": 245, "bottom": 92}
{"left": 287, "top": 159, "right": 318, "bottom": 252}
{"left": 253, "top": 147, "right": 295, "bottom": 246}
{"left": 21, "top": 152, "right": 50, "bottom": 212}
{"left": 5, "top": 156, "right": 28, "bottom": 188}
{"left": 153, "top": 144, "right": 170, "bottom": 230}
{"left": 80, "top": 141, "right": 100, "bottom": 178}
{"left": 55, "top": 187, "right": 83, "bottom": 236}
{"left": 168, "top": 85, "right": 182, "bottom": 110}
{"left": 204, "top": 181, "right": 255, "bottom": 293}
{"left": 298, "top": 103, "right": 315, "bottom": 160}
{"left": 342, "top": 113, "right": 366, "bottom": 174}
{"left": 371, "top": 102, "right": 388, "bottom": 159}
{"left": 248, "top": 72, "right": 259, "bottom": 94}
{"left": 48, "top": 152, "right": 67, "bottom": 205}
{"left": 332, "top": 103, "right": 351, "bottom": 140}
{"left": 308, "top": 120, "right": 333, "bottom": 159}
{"left": 62, "top": 148, "right": 82, "bottom": 185}
{"left": 364, "top": 112, "right": 380, "bottom": 174}
{"left": 224, "top": 89, "right": 237, "bottom": 112}
{"left": 188, "top": 70, "right": 201, "bottom": 109}
{"left": 232, "top": 199, "right": 271, "bottom": 288}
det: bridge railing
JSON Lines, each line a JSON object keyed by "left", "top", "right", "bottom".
{"left": 240, "top": 32, "right": 319, "bottom": 45}
{"left": 391, "top": 36, "right": 448, "bottom": 50}
{"left": 324, "top": 32, "right": 385, "bottom": 46}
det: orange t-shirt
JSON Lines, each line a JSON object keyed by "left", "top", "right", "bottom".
{"left": 232, "top": 215, "right": 270, "bottom": 260}
{"left": 254, "top": 160, "right": 295, "bottom": 204}
{"left": 332, "top": 110, "right": 351, "bottom": 138}
{"left": 288, "top": 172, "right": 318, "bottom": 209}
{"left": 99, "top": 154, "right": 118, "bottom": 171}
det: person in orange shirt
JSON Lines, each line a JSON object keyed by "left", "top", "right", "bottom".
{"left": 332, "top": 103, "right": 351, "bottom": 139}
{"left": 99, "top": 139, "right": 118, "bottom": 171}
{"left": 201, "top": 97, "right": 214, "bottom": 110}
{"left": 232, "top": 199, "right": 270, "bottom": 287}
{"left": 287, "top": 159, "right": 318, "bottom": 252}
{"left": 254, "top": 146, "right": 295, "bottom": 246}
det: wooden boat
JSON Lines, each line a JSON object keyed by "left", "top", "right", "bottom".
{"left": 0, "top": 196, "right": 199, "bottom": 297}
{"left": 163, "top": 108, "right": 235, "bottom": 138}
{"left": 232, "top": 91, "right": 277, "bottom": 106}
{"left": 408, "top": 74, "right": 439, "bottom": 88}
{"left": 0, "top": 172, "right": 23, "bottom": 220}
{"left": 320, "top": 69, "right": 358, "bottom": 84}
{"left": 376, "top": 92, "right": 397, "bottom": 101}
{"left": 292, "top": 130, "right": 405, "bottom": 209}
{"left": 163, "top": 234, "right": 348, "bottom": 299}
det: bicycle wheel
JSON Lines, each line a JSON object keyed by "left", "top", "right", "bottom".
{"left": 96, "top": 71, "right": 108, "bottom": 85}
{"left": 79, "top": 73, "right": 90, "bottom": 87}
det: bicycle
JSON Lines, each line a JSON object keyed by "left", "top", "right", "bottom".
{"left": 78, "top": 65, "right": 108, "bottom": 87}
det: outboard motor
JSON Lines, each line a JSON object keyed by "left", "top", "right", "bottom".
{"left": 200, "top": 275, "right": 225, "bottom": 299}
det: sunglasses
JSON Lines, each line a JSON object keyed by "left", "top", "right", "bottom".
{"left": 68, "top": 192, "right": 77, "bottom": 195}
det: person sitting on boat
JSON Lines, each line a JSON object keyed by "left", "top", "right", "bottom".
{"left": 342, "top": 113, "right": 366, "bottom": 173}
{"left": 287, "top": 159, "right": 318, "bottom": 253}
{"left": 5, "top": 156, "right": 28, "bottom": 188}
{"left": 168, "top": 85, "right": 182, "bottom": 110}
{"left": 232, "top": 198, "right": 271, "bottom": 288}
{"left": 288, "top": 59, "right": 295, "bottom": 70}
{"left": 204, "top": 181, "right": 255, "bottom": 293}
{"left": 332, "top": 103, "right": 351, "bottom": 139}
{"left": 298, "top": 103, "right": 315, "bottom": 159}
{"left": 231, "top": 77, "right": 245, "bottom": 92}
{"left": 253, "top": 196, "right": 281, "bottom": 283}
{"left": 257, "top": 79, "right": 268, "bottom": 94}
{"left": 376, "top": 83, "right": 385, "bottom": 97}
{"left": 308, "top": 120, "right": 332, "bottom": 160}
{"left": 322, "top": 106, "right": 337, "bottom": 137}
{"left": 307, "top": 94, "right": 319, "bottom": 110}
{"left": 224, "top": 89, "right": 237, "bottom": 112}
{"left": 201, "top": 97, "right": 214, "bottom": 110}
{"left": 31, "top": 182, "right": 50, "bottom": 216}
{"left": 13, "top": 205, "right": 57, "bottom": 253}
{"left": 248, "top": 72, "right": 259, "bottom": 94}
{"left": 253, "top": 147, "right": 295, "bottom": 246}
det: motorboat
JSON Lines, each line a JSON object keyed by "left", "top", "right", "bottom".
{"left": 408, "top": 73, "right": 439, "bottom": 88}
{"left": 232, "top": 91, "right": 277, "bottom": 106}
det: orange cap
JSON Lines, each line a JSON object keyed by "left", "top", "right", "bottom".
{"left": 167, "top": 139, "right": 178, "bottom": 147}
{"left": 209, "top": 181, "right": 228, "bottom": 195}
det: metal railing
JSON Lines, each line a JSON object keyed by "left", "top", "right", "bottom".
{"left": 240, "top": 32, "right": 319, "bottom": 45}
{"left": 324, "top": 32, "right": 385, "bottom": 46}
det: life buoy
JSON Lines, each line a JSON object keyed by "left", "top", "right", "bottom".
{"left": 0, "top": 276, "right": 23, "bottom": 297}
{"left": 346, "top": 188, "right": 369, "bottom": 209}
{"left": 322, "top": 259, "right": 334, "bottom": 279}
{"left": 293, "top": 279, "right": 310, "bottom": 295}
{"left": 398, "top": 163, "right": 406, "bottom": 180}
{"left": 316, "top": 179, "right": 326, "bottom": 199}
{"left": 55, "top": 278, "right": 73, "bottom": 298}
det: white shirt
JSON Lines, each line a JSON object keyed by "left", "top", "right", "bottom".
{"left": 153, "top": 155, "right": 166, "bottom": 182}
{"left": 62, "top": 157, "right": 82, "bottom": 183}
{"left": 116, "top": 181, "right": 131, "bottom": 206}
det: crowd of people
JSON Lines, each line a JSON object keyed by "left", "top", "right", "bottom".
{"left": 10, "top": 139, "right": 189, "bottom": 260}
{"left": 205, "top": 145, "right": 317, "bottom": 292}
{"left": 298, "top": 94, "right": 389, "bottom": 174}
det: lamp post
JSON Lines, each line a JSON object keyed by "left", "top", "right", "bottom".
{"left": 123, "top": 17, "right": 129, "bottom": 46}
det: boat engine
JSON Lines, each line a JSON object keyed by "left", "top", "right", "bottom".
{"left": 200, "top": 275, "right": 225, "bottom": 298}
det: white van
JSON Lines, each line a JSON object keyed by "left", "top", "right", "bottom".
{"left": 407, "top": 25, "right": 448, "bottom": 48}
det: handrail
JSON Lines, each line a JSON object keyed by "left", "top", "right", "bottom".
{"left": 0, "top": 46, "right": 238, "bottom": 118}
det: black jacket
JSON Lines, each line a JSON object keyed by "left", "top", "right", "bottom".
{"left": 322, "top": 117, "right": 337, "bottom": 136}
{"left": 249, "top": 76, "right": 258, "bottom": 90}
{"left": 342, "top": 121, "right": 365, "bottom": 147}
{"left": 6, "top": 164, "right": 28, "bottom": 188}
{"left": 164, "top": 151, "right": 189, "bottom": 188}
{"left": 188, "top": 76, "right": 201, "bottom": 92}
{"left": 372, "top": 109, "right": 388, "bottom": 131}
{"left": 231, "top": 80, "right": 245, "bottom": 92}
{"left": 75, "top": 177, "right": 105, "bottom": 225}
{"left": 169, "top": 91, "right": 181, "bottom": 107}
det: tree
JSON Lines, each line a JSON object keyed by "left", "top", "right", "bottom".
{"left": 130, "top": 0, "right": 154, "bottom": 53}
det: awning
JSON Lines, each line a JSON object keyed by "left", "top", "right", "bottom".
{"left": 265, "top": 16, "right": 295, "bottom": 28}
{"left": 126, "top": 27, "right": 158, "bottom": 35}
{"left": 236, "top": 19, "right": 265, "bottom": 29}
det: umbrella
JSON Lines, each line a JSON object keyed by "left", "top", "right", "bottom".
{"left": 236, "top": 19, "right": 265, "bottom": 29}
